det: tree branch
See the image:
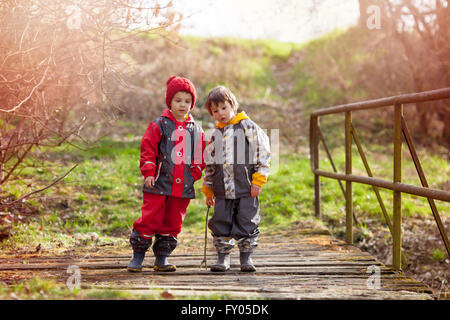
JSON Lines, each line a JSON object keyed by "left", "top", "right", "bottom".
{"left": 0, "top": 63, "right": 50, "bottom": 113}
{"left": 1, "top": 163, "right": 79, "bottom": 206}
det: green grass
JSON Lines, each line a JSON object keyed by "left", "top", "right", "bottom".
{"left": 288, "top": 26, "right": 376, "bottom": 112}
{"left": 179, "top": 35, "right": 297, "bottom": 102}
{"left": 0, "top": 277, "right": 79, "bottom": 300}
{"left": 430, "top": 248, "right": 446, "bottom": 262}
{"left": 182, "top": 36, "right": 301, "bottom": 59}
{"left": 0, "top": 276, "right": 240, "bottom": 300}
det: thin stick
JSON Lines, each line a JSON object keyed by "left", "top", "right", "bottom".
{"left": 200, "top": 206, "right": 210, "bottom": 270}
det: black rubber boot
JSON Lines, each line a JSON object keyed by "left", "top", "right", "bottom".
{"left": 210, "top": 252, "right": 231, "bottom": 272}
{"left": 240, "top": 251, "right": 256, "bottom": 272}
{"left": 127, "top": 230, "right": 152, "bottom": 272}
{"left": 152, "top": 235, "right": 177, "bottom": 272}
{"left": 154, "top": 255, "right": 176, "bottom": 272}
{"left": 127, "top": 251, "right": 146, "bottom": 272}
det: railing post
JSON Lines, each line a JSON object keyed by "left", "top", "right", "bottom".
{"left": 345, "top": 111, "right": 353, "bottom": 244}
{"left": 393, "top": 103, "right": 403, "bottom": 270}
{"left": 311, "top": 115, "right": 321, "bottom": 219}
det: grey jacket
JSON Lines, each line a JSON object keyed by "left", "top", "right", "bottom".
{"left": 203, "top": 112, "right": 270, "bottom": 199}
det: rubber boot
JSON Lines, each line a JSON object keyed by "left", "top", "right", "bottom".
{"left": 127, "top": 251, "right": 146, "bottom": 272}
{"left": 152, "top": 235, "right": 177, "bottom": 272}
{"left": 154, "top": 255, "right": 176, "bottom": 272}
{"left": 210, "top": 252, "right": 231, "bottom": 272}
{"left": 240, "top": 251, "right": 256, "bottom": 272}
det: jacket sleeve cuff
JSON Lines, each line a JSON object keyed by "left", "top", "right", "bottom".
{"left": 202, "top": 185, "right": 215, "bottom": 198}
{"left": 251, "top": 172, "right": 267, "bottom": 187}
{"left": 190, "top": 166, "right": 203, "bottom": 181}
{"left": 140, "top": 162, "right": 156, "bottom": 178}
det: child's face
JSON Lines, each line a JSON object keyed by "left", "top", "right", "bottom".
{"left": 170, "top": 91, "right": 192, "bottom": 121}
{"left": 210, "top": 101, "right": 236, "bottom": 123}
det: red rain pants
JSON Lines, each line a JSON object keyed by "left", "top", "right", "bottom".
{"left": 133, "top": 192, "right": 190, "bottom": 239}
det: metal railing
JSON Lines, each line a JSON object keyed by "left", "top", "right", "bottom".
{"left": 309, "top": 87, "right": 450, "bottom": 270}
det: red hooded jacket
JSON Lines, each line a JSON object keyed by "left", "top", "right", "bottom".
{"left": 140, "top": 109, "right": 205, "bottom": 198}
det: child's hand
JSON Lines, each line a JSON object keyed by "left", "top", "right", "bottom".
{"left": 250, "top": 184, "right": 261, "bottom": 198}
{"left": 145, "top": 176, "right": 155, "bottom": 189}
{"left": 206, "top": 197, "right": 215, "bottom": 207}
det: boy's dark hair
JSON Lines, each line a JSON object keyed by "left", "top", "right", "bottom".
{"left": 204, "top": 86, "right": 239, "bottom": 115}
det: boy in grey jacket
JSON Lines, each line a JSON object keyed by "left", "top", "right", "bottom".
{"left": 202, "top": 86, "right": 270, "bottom": 272}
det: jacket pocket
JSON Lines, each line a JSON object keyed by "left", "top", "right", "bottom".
{"left": 244, "top": 166, "right": 252, "bottom": 187}
{"left": 154, "top": 162, "right": 162, "bottom": 183}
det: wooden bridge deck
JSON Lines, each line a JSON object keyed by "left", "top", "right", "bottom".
{"left": 0, "top": 227, "right": 434, "bottom": 300}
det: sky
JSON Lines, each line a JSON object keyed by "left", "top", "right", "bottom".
{"left": 171, "top": 0, "right": 360, "bottom": 43}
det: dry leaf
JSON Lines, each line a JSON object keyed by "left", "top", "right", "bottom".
{"left": 161, "top": 290, "right": 174, "bottom": 299}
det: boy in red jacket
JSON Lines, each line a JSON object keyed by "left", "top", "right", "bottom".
{"left": 127, "top": 76, "right": 205, "bottom": 272}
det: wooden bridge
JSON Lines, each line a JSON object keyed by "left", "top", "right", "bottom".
{"left": 0, "top": 226, "right": 433, "bottom": 300}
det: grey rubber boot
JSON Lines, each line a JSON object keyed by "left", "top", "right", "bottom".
{"left": 154, "top": 255, "right": 176, "bottom": 272}
{"left": 127, "top": 251, "right": 146, "bottom": 272}
{"left": 240, "top": 251, "right": 256, "bottom": 272}
{"left": 210, "top": 252, "right": 231, "bottom": 272}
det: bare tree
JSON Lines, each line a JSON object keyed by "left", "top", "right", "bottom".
{"left": 378, "top": 0, "right": 450, "bottom": 144}
{"left": 346, "top": 0, "right": 450, "bottom": 145}
{"left": 0, "top": 0, "right": 179, "bottom": 198}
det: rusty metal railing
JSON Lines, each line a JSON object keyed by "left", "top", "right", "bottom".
{"left": 309, "top": 87, "right": 450, "bottom": 270}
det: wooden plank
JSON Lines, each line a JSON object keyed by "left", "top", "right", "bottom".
{"left": 91, "top": 288, "right": 432, "bottom": 300}
{"left": 0, "top": 258, "right": 382, "bottom": 270}
{"left": 84, "top": 275, "right": 430, "bottom": 291}
{"left": 87, "top": 282, "right": 431, "bottom": 295}
{"left": 0, "top": 252, "right": 377, "bottom": 262}
{"left": 0, "top": 251, "right": 376, "bottom": 264}
{"left": 0, "top": 261, "right": 390, "bottom": 272}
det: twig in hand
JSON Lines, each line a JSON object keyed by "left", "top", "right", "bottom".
{"left": 200, "top": 205, "right": 211, "bottom": 270}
